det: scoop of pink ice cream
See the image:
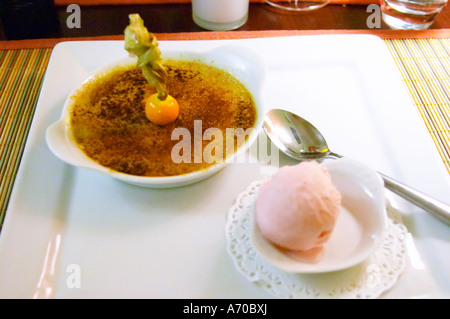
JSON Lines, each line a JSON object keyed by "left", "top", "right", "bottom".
{"left": 255, "top": 161, "right": 341, "bottom": 263}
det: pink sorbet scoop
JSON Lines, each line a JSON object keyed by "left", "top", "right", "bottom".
{"left": 255, "top": 161, "right": 341, "bottom": 263}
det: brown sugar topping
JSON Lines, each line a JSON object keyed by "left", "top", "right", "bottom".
{"left": 69, "top": 60, "right": 257, "bottom": 177}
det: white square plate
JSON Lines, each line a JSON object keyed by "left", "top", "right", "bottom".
{"left": 0, "top": 35, "right": 449, "bottom": 298}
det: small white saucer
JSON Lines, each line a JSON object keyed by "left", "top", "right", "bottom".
{"left": 225, "top": 158, "right": 408, "bottom": 298}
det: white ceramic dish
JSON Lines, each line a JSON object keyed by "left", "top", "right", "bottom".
{"left": 251, "top": 158, "right": 387, "bottom": 274}
{"left": 45, "top": 46, "right": 265, "bottom": 188}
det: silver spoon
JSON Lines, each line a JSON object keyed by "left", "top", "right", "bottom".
{"left": 263, "top": 108, "right": 450, "bottom": 225}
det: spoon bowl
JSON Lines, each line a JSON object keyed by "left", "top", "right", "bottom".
{"left": 263, "top": 110, "right": 330, "bottom": 160}
{"left": 263, "top": 108, "right": 450, "bottom": 225}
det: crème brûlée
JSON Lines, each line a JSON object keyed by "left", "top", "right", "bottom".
{"left": 254, "top": 161, "right": 341, "bottom": 263}
{"left": 68, "top": 59, "right": 257, "bottom": 177}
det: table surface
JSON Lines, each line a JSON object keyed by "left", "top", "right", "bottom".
{"left": 0, "top": 2, "right": 449, "bottom": 299}
{"left": 0, "top": 3, "right": 449, "bottom": 41}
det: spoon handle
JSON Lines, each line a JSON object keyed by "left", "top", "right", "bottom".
{"left": 379, "top": 172, "right": 450, "bottom": 225}
{"left": 326, "top": 153, "right": 450, "bottom": 224}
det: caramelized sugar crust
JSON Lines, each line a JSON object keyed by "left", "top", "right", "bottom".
{"left": 69, "top": 60, "right": 256, "bottom": 176}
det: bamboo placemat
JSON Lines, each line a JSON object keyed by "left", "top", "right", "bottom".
{"left": 0, "top": 48, "right": 52, "bottom": 230}
{"left": 1, "top": 37, "right": 449, "bottom": 231}
{"left": 385, "top": 38, "right": 450, "bottom": 174}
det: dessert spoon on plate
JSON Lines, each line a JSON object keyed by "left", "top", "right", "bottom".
{"left": 263, "top": 108, "right": 450, "bottom": 225}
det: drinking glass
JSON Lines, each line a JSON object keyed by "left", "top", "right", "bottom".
{"left": 192, "top": 0, "right": 249, "bottom": 31}
{"left": 265, "top": 0, "right": 330, "bottom": 11}
{"left": 380, "top": 0, "right": 448, "bottom": 30}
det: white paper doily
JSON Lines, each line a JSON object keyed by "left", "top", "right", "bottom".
{"left": 225, "top": 180, "right": 409, "bottom": 299}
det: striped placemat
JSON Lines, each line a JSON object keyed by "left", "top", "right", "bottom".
{"left": 385, "top": 38, "right": 450, "bottom": 174}
{"left": 0, "top": 48, "right": 52, "bottom": 229}
{"left": 0, "top": 38, "right": 449, "bottom": 230}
